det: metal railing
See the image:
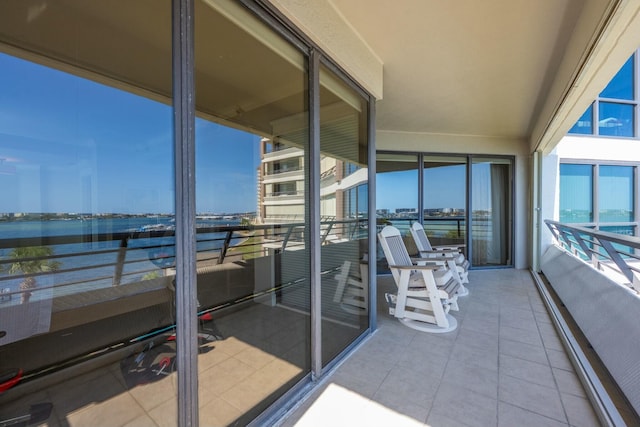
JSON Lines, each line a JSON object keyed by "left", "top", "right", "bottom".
{"left": 0, "top": 218, "right": 366, "bottom": 303}
{"left": 545, "top": 219, "right": 640, "bottom": 291}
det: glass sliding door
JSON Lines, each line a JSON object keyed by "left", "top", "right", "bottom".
{"left": 194, "top": 1, "right": 310, "bottom": 425}
{"left": 375, "top": 154, "right": 419, "bottom": 271}
{"left": 0, "top": 2, "right": 177, "bottom": 425}
{"left": 471, "top": 157, "right": 513, "bottom": 266}
{"left": 319, "top": 65, "right": 369, "bottom": 367}
{"left": 423, "top": 156, "right": 467, "bottom": 254}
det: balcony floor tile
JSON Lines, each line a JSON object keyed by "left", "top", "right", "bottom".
{"left": 282, "top": 270, "right": 599, "bottom": 427}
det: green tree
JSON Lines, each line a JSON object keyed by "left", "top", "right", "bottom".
{"left": 6, "top": 246, "right": 60, "bottom": 304}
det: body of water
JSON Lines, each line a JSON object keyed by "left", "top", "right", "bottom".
{"left": 0, "top": 217, "right": 243, "bottom": 303}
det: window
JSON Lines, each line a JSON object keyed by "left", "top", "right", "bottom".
{"left": 376, "top": 152, "right": 515, "bottom": 269}
{"left": 569, "top": 53, "right": 637, "bottom": 137}
{"left": 600, "top": 55, "right": 634, "bottom": 100}
{"left": 559, "top": 164, "right": 593, "bottom": 223}
{"left": 599, "top": 165, "right": 634, "bottom": 222}
{"left": 560, "top": 162, "right": 638, "bottom": 237}
{"left": 0, "top": 1, "right": 372, "bottom": 425}
{"left": 599, "top": 102, "right": 634, "bottom": 137}
{"left": 569, "top": 104, "right": 593, "bottom": 135}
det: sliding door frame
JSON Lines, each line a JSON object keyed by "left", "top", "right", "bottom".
{"left": 172, "top": 1, "right": 376, "bottom": 425}
{"left": 377, "top": 151, "right": 516, "bottom": 269}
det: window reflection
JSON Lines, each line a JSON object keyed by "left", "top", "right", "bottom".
{"left": 599, "top": 166, "right": 634, "bottom": 222}
{"left": 423, "top": 156, "right": 466, "bottom": 252}
{"left": 598, "top": 102, "right": 634, "bottom": 137}
{"left": 0, "top": 1, "right": 176, "bottom": 425}
{"left": 568, "top": 104, "right": 593, "bottom": 135}
{"left": 319, "top": 65, "right": 369, "bottom": 367}
{"left": 600, "top": 55, "right": 634, "bottom": 100}
{"left": 559, "top": 164, "right": 593, "bottom": 223}
{"left": 375, "top": 154, "right": 419, "bottom": 272}
{"left": 194, "top": 1, "right": 311, "bottom": 423}
{"left": 568, "top": 53, "right": 637, "bottom": 136}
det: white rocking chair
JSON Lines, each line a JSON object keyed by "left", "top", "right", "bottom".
{"left": 378, "top": 225, "right": 460, "bottom": 333}
{"left": 410, "top": 222, "right": 470, "bottom": 296}
{"left": 333, "top": 257, "right": 368, "bottom": 315}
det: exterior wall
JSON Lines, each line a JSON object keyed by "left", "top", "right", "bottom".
{"left": 556, "top": 135, "right": 640, "bottom": 161}
{"left": 377, "top": 130, "right": 531, "bottom": 269}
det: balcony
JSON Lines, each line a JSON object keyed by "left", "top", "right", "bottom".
{"left": 0, "top": 270, "right": 614, "bottom": 427}
{"left": 262, "top": 169, "right": 304, "bottom": 185}
{"left": 262, "top": 147, "right": 304, "bottom": 162}
{"left": 279, "top": 269, "right": 603, "bottom": 427}
{"left": 0, "top": 222, "right": 637, "bottom": 426}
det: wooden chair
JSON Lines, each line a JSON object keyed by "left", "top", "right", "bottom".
{"left": 410, "top": 221, "right": 469, "bottom": 296}
{"left": 378, "top": 225, "right": 459, "bottom": 333}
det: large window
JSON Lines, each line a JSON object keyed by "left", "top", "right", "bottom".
{"left": 559, "top": 164, "right": 593, "bottom": 223}
{"left": 0, "top": 2, "right": 177, "bottom": 425}
{"left": 423, "top": 156, "right": 467, "bottom": 251}
{"left": 560, "top": 162, "right": 637, "bottom": 237}
{"left": 569, "top": 54, "right": 636, "bottom": 137}
{"left": 319, "top": 64, "right": 369, "bottom": 367}
{"left": 376, "top": 153, "right": 514, "bottom": 269}
{"left": 0, "top": 1, "right": 372, "bottom": 426}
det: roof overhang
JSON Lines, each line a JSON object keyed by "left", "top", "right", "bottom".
{"left": 271, "top": 0, "right": 640, "bottom": 154}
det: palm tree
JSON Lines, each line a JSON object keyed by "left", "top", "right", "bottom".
{"left": 5, "top": 246, "right": 60, "bottom": 304}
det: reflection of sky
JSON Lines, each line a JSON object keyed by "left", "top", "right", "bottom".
{"left": 376, "top": 163, "right": 502, "bottom": 212}
{"left": 560, "top": 164, "right": 633, "bottom": 212}
{"left": 0, "top": 53, "right": 259, "bottom": 214}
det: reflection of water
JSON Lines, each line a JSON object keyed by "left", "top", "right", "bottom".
{"left": 0, "top": 218, "right": 242, "bottom": 300}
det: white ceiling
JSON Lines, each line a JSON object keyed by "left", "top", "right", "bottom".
{"left": 329, "top": 0, "right": 596, "bottom": 141}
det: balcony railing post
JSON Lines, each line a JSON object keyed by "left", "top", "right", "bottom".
{"left": 113, "top": 237, "right": 129, "bottom": 286}
{"left": 569, "top": 230, "right": 593, "bottom": 260}
{"left": 598, "top": 238, "right": 635, "bottom": 283}
{"left": 545, "top": 219, "right": 640, "bottom": 292}
{"left": 218, "top": 230, "right": 233, "bottom": 264}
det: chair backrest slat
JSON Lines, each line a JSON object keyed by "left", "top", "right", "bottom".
{"left": 410, "top": 222, "right": 433, "bottom": 251}
{"left": 378, "top": 226, "right": 413, "bottom": 284}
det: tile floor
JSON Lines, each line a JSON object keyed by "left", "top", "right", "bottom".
{"left": 0, "top": 269, "right": 602, "bottom": 427}
{"left": 278, "top": 269, "right": 601, "bottom": 427}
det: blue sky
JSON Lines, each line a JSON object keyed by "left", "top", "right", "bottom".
{"left": 0, "top": 53, "right": 259, "bottom": 214}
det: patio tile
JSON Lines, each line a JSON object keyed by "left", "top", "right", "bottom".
{"left": 374, "top": 364, "right": 441, "bottom": 408}
{"left": 498, "top": 402, "right": 569, "bottom": 427}
{"left": 499, "top": 325, "right": 543, "bottom": 347}
{"left": 540, "top": 330, "right": 565, "bottom": 352}
{"left": 553, "top": 368, "right": 586, "bottom": 398}
{"left": 428, "top": 382, "right": 498, "bottom": 427}
{"left": 546, "top": 348, "right": 574, "bottom": 371}
{"left": 454, "top": 328, "right": 499, "bottom": 353}
{"left": 560, "top": 393, "right": 600, "bottom": 427}
{"left": 65, "top": 391, "right": 147, "bottom": 427}
{"left": 199, "top": 396, "right": 243, "bottom": 427}
{"left": 442, "top": 361, "right": 498, "bottom": 399}
{"left": 534, "top": 308, "right": 554, "bottom": 324}
{"left": 122, "top": 414, "right": 160, "bottom": 427}
{"left": 499, "top": 337, "right": 549, "bottom": 366}
{"left": 499, "top": 354, "right": 556, "bottom": 389}
{"left": 397, "top": 345, "right": 450, "bottom": 379}
{"left": 450, "top": 341, "right": 499, "bottom": 372}
{"left": 498, "top": 374, "right": 567, "bottom": 423}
